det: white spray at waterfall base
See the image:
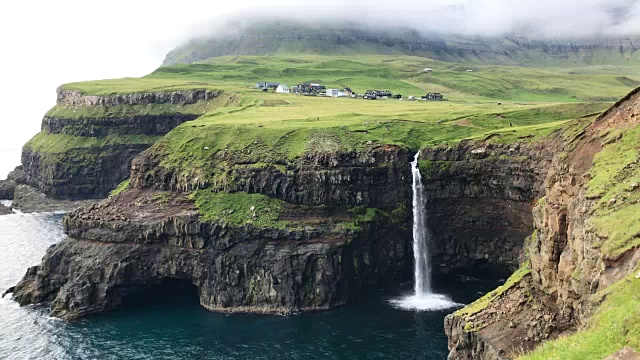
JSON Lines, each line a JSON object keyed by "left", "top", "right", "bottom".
{"left": 389, "top": 152, "right": 461, "bottom": 311}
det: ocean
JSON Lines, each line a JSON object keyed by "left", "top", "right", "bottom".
{"left": 0, "top": 211, "right": 501, "bottom": 359}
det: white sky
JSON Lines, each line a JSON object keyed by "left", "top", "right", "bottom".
{"left": 0, "top": 0, "right": 637, "bottom": 177}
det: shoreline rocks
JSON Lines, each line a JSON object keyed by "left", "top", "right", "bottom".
{"left": 11, "top": 184, "right": 98, "bottom": 213}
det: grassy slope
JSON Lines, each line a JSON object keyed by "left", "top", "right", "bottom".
{"left": 151, "top": 55, "right": 640, "bottom": 102}
{"left": 586, "top": 125, "right": 640, "bottom": 258}
{"left": 162, "top": 26, "right": 640, "bottom": 67}
{"left": 60, "top": 78, "right": 219, "bottom": 95}
{"left": 60, "top": 55, "right": 640, "bottom": 102}
{"left": 520, "top": 269, "right": 640, "bottom": 360}
{"left": 47, "top": 54, "right": 624, "bottom": 226}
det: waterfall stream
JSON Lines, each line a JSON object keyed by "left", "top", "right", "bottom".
{"left": 389, "top": 151, "right": 460, "bottom": 311}
{"left": 411, "top": 151, "right": 431, "bottom": 295}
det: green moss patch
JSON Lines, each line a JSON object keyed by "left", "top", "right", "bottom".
{"left": 190, "top": 190, "right": 290, "bottom": 229}
{"left": 454, "top": 266, "right": 531, "bottom": 320}
{"left": 109, "top": 179, "right": 130, "bottom": 197}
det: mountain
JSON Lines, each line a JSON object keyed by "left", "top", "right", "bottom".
{"left": 163, "top": 20, "right": 640, "bottom": 67}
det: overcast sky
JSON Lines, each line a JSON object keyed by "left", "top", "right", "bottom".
{"left": 0, "top": 0, "right": 638, "bottom": 177}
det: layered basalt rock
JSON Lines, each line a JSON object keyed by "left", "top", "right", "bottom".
{"left": 0, "top": 179, "right": 15, "bottom": 199}
{"left": 445, "top": 88, "right": 640, "bottom": 360}
{"left": 421, "top": 142, "right": 554, "bottom": 274}
{"left": 130, "top": 145, "right": 414, "bottom": 208}
{"left": 42, "top": 113, "right": 200, "bottom": 137}
{"left": 22, "top": 144, "right": 151, "bottom": 200}
{"left": 11, "top": 188, "right": 411, "bottom": 319}
{"left": 56, "top": 89, "right": 219, "bottom": 107}
{"left": 0, "top": 166, "right": 26, "bottom": 200}
{"left": 21, "top": 88, "right": 219, "bottom": 200}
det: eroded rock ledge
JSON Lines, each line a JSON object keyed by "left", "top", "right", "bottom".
{"left": 56, "top": 89, "right": 220, "bottom": 107}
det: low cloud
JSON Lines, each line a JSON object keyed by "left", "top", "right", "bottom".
{"left": 188, "top": 0, "right": 640, "bottom": 40}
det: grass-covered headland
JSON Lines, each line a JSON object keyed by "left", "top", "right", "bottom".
{"left": 23, "top": 53, "right": 640, "bottom": 357}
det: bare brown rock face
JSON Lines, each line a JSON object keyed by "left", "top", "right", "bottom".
{"left": 445, "top": 87, "right": 640, "bottom": 360}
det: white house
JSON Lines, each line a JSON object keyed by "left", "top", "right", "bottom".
{"left": 325, "top": 89, "right": 339, "bottom": 97}
{"left": 276, "top": 84, "right": 290, "bottom": 94}
{"left": 424, "top": 68, "right": 433, "bottom": 72}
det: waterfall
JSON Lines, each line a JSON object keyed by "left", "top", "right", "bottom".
{"left": 411, "top": 152, "right": 431, "bottom": 296}
{"left": 388, "top": 151, "right": 460, "bottom": 311}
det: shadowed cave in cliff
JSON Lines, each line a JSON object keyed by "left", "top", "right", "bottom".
{"left": 118, "top": 279, "right": 201, "bottom": 309}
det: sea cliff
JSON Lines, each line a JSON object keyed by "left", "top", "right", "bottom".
{"left": 445, "top": 87, "right": 640, "bottom": 360}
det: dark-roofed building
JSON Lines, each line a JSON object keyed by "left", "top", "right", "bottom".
{"left": 256, "top": 82, "right": 281, "bottom": 90}
{"left": 424, "top": 92, "right": 444, "bottom": 100}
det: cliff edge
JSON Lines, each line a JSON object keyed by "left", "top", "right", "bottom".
{"left": 445, "top": 87, "right": 640, "bottom": 359}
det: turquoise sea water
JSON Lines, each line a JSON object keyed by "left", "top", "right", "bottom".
{"left": 0, "top": 211, "right": 499, "bottom": 360}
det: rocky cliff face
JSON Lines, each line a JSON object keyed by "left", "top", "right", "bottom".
{"left": 11, "top": 187, "right": 412, "bottom": 319}
{"left": 21, "top": 88, "right": 218, "bottom": 200}
{"left": 56, "top": 89, "right": 219, "bottom": 107}
{"left": 21, "top": 145, "right": 149, "bottom": 200}
{"left": 41, "top": 113, "right": 200, "bottom": 137}
{"left": 130, "top": 145, "right": 414, "bottom": 207}
{"left": 421, "top": 142, "right": 554, "bottom": 274}
{"left": 9, "top": 131, "right": 554, "bottom": 319}
{"left": 445, "top": 88, "right": 640, "bottom": 359}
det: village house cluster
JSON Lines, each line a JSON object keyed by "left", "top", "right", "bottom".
{"left": 255, "top": 81, "right": 444, "bottom": 101}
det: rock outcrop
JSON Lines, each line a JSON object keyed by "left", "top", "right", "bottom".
{"left": 130, "top": 145, "right": 414, "bottom": 207}
{"left": 0, "top": 179, "right": 15, "bottom": 199}
{"left": 445, "top": 87, "right": 640, "bottom": 359}
{"left": 420, "top": 142, "right": 553, "bottom": 274}
{"left": 56, "top": 89, "right": 219, "bottom": 107}
{"left": 0, "top": 203, "right": 12, "bottom": 215}
{"left": 11, "top": 184, "right": 98, "bottom": 213}
{"left": 11, "top": 187, "right": 411, "bottom": 319}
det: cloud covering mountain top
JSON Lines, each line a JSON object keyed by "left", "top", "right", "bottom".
{"left": 191, "top": 0, "right": 640, "bottom": 39}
